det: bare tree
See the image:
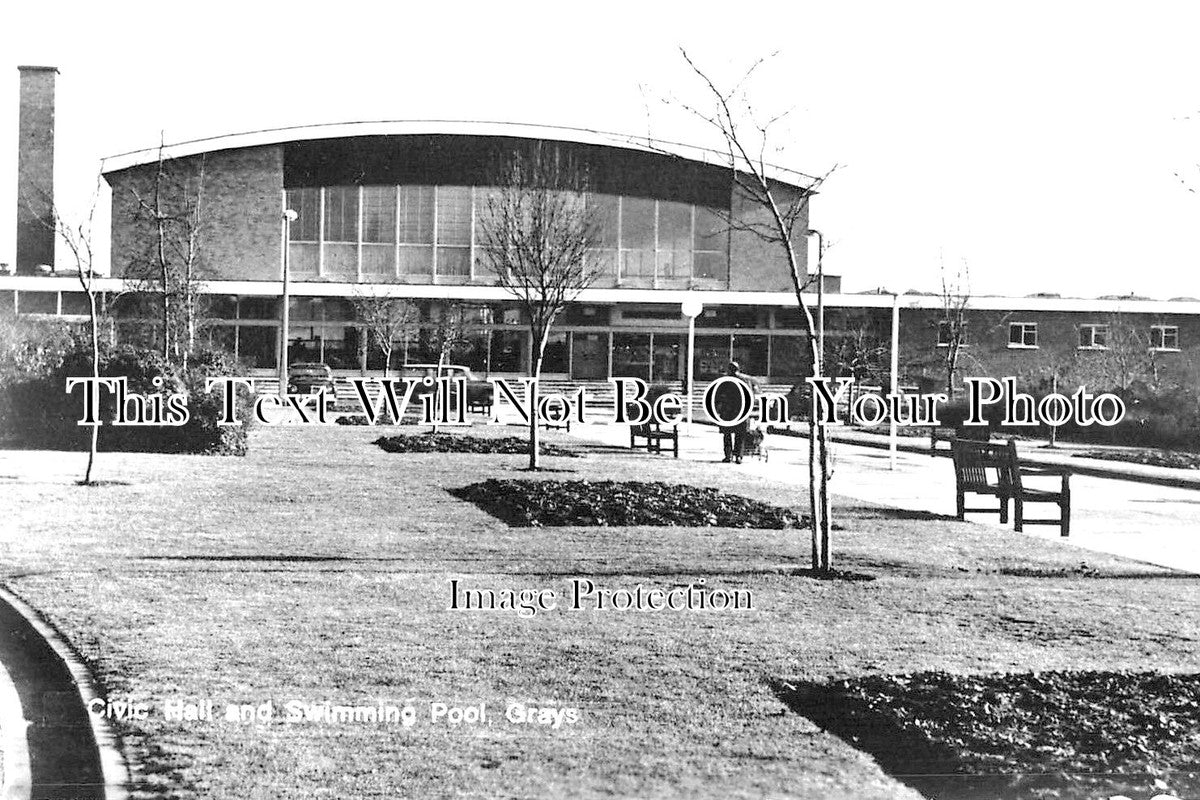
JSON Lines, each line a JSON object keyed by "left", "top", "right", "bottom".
{"left": 939, "top": 258, "right": 971, "bottom": 398}
{"left": 671, "top": 49, "right": 837, "bottom": 572}
{"left": 45, "top": 182, "right": 104, "bottom": 484}
{"left": 426, "top": 302, "right": 483, "bottom": 373}
{"left": 826, "top": 310, "right": 889, "bottom": 384}
{"left": 477, "top": 143, "right": 600, "bottom": 470}
{"left": 126, "top": 139, "right": 207, "bottom": 368}
{"left": 417, "top": 301, "right": 484, "bottom": 433}
{"left": 1073, "top": 313, "right": 1158, "bottom": 391}
{"left": 351, "top": 290, "right": 418, "bottom": 377}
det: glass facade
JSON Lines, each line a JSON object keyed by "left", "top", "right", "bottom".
{"left": 285, "top": 185, "right": 730, "bottom": 287}
{"left": 88, "top": 291, "right": 801, "bottom": 379}
{"left": 20, "top": 289, "right": 801, "bottom": 382}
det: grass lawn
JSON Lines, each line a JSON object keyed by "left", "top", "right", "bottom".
{"left": 1, "top": 424, "right": 1198, "bottom": 799}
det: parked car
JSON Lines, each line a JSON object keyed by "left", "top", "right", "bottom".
{"left": 287, "top": 362, "right": 337, "bottom": 407}
{"left": 399, "top": 364, "right": 492, "bottom": 411}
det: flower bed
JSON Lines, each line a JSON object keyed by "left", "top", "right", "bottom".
{"left": 775, "top": 670, "right": 1200, "bottom": 800}
{"left": 451, "top": 478, "right": 804, "bottom": 528}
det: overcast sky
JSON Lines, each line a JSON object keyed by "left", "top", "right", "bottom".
{"left": 2, "top": 0, "right": 1199, "bottom": 299}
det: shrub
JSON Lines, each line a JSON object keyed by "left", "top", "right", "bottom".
{"left": 0, "top": 313, "right": 83, "bottom": 440}
{"left": 1, "top": 342, "right": 252, "bottom": 455}
{"left": 1060, "top": 383, "right": 1200, "bottom": 450}
{"left": 959, "top": 378, "right": 1200, "bottom": 451}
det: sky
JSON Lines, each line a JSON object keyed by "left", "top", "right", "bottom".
{"left": 2, "top": 0, "right": 1199, "bottom": 299}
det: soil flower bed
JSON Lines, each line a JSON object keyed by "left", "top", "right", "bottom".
{"left": 373, "top": 433, "right": 577, "bottom": 457}
{"left": 776, "top": 670, "right": 1200, "bottom": 800}
{"left": 451, "top": 478, "right": 805, "bottom": 528}
{"left": 1073, "top": 448, "right": 1200, "bottom": 470}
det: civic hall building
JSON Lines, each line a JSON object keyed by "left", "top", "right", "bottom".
{"left": 7, "top": 65, "right": 1200, "bottom": 394}
{"left": 95, "top": 120, "right": 829, "bottom": 386}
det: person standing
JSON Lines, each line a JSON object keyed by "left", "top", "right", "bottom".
{"left": 713, "top": 361, "right": 757, "bottom": 463}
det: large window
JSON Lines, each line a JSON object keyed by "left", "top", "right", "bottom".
{"left": 612, "top": 332, "right": 651, "bottom": 379}
{"left": 362, "top": 186, "right": 396, "bottom": 244}
{"left": 603, "top": 194, "right": 729, "bottom": 284}
{"left": 436, "top": 186, "right": 472, "bottom": 277}
{"left": 693, "top": 206, "right": 729, "bottom": 281}
{"left": 731, "top": 334, "right": 769, "bottom": 376}
{"left": 656, "top": 201, "right": 692, "bottom": 280}
{"left": 398, "top": 185, "right": 435, "bottom": 275}
{"left": 586, "top": 193, "right": 620, "bottom": 278}
{"left": 282, "top": 183, "right": 729, "bottom": 285}
{"left": 287, "top": 188, "right": 320, "bottom": 241}
{"left": 323, "top": 186, "right": 358, "bottom": 277}
{"left": 620, "top": 196, "right": 656, "bottom": 279}
{"left": 323, "top": 187, "right": 359, "bottom": 243}
{"left": 361, "top": 186, "right": 396, "bottom": 276}
{"left": 285, "top": 188, "right": 321, "bottom": 276}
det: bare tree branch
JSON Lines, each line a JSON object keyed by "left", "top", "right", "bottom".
{"left": 476, "top": 142, "right": 601, "bottom": 470}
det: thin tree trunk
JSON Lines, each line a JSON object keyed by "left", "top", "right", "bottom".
{"left": 158, "top": 220, "right": 170, "bottom": 361}
{"left": 818, "top": 423, "right": 831, "bottom": 571}
{"left": 529, "top": 354, "right": 544, "bottom": 471}
{"left": 84, "top": 288, "right": 99, "bottom": 485}
{"left": 432, "top": 350, "right": 448, "bottom": 434}
{"left": 528, "top": 323, "right": 552, "bottom": 471}
{"left": 805, "top": 325, "right": 830, "bottom": 574}
{"left": 807, "top": 418, "right": 820, "bottom": 568}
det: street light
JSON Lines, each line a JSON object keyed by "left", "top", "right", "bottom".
{"left": 680, "top": 296, "right": 703, "bottom": 426}
{"left": 279, "top": 208, "right": 298, "bottom": 398}
{"left": 889, "top": 290, "right": 902, "bottom": 471}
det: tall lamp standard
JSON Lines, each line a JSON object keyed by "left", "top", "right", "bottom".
{"left": 279, "top": 209, "right": 299, "bottom": 398}
{"left": 889, "top": 290, "right": 902, "bottom": 471}
{"left": 680, "top": 296, "right": 703, "bottom": 426}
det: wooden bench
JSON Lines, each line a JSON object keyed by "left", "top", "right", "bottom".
{"left": 630, "top": 422, "right": 679, "bottom": 457}
{"left": 930, "top": 425, "right": 958, "bottom": 454}
{"left": 932, "top": 423, "right": 995, "bottom": 454}
{"left": 466, "top": 397, "right": 492, "bottom": 414}
{"left": 951, "top": 438, "right": 1072, "bottom": 536}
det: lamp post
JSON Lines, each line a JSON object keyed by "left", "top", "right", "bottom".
{"left": 279, "top": 209, "right": 298, "bottom": 398}
{"left": 889, "top": 290, "right": 902, "bottom": 471}
{"left": 681, "top": 296, "right": 703, "bottom": 426}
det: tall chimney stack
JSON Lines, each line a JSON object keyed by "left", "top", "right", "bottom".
{"left": 16, "top": 65, "right": 58, "bottom": 274}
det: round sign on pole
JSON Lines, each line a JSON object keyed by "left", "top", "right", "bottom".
{"left": 681, "top": 297, "right": 703, "bottom": 318}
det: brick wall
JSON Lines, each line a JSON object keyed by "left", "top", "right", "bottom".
{"left": 107, "top": 145, "right": 284, "bottom": 282}
{"left": 728, "top": 182, "right": 809, "bottom": 292}
{"left": 899, "top": 306, "right": 1200, "bottom": 393}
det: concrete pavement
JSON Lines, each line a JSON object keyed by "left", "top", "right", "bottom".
{"left": 571, "top": 422, "right": 1200, "bottom": 575}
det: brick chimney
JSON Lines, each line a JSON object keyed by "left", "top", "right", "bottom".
{"left": 16, "top": 65, "right": 58, "bottom": 274}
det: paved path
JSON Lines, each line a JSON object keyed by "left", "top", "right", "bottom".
{"left": 573, "top": 422, "right": 1200, "bottom": 575}
{"left": 0, "top": 648, "right": 31, "bottom": 799}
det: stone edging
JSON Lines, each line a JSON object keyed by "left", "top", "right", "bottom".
{"left": 0, "top": 586, "right": 131, "bottom": 800}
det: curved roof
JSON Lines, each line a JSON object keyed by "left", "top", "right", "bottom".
{"left": 99, "top": 119, "right": 820, "bottom": 190}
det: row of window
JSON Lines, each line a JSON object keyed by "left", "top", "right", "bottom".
{"left": 937, "top": 321, "right": 1181, "bottom": 351}
{"left": 284, "top": 185, "right": 731, "bottom": 284}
